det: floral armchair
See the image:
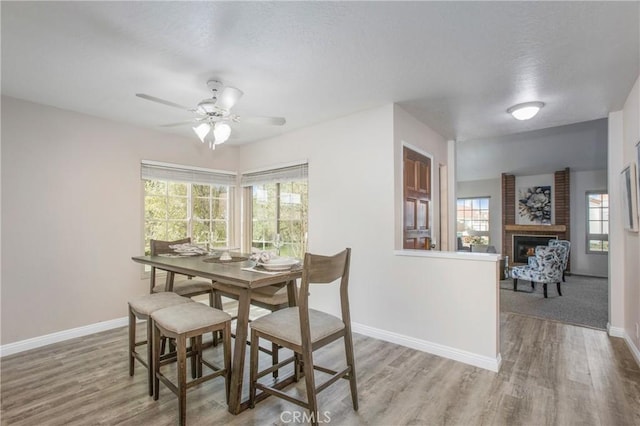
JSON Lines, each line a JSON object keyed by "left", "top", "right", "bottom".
{"left": 527, "top": 240, "right": 570, "bottom": 282}
{"left": 511, "top": 245, "right": 564, "bottom": 298}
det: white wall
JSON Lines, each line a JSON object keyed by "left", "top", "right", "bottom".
{"left": 571, "top": 169, "right": 608, "bottom": 277}
{"left": 621, "top": 76, "right": 640, "bottom": 354}
{"left": 608, "top": 74, "right": 640, "bottom": 364}
{"left": 393, "top": 104, "right": 448, "bottom": 250}
{"left": 237, "top": 104, "right": 500, "bottom": 369}
{"left": 1, "top": 96, "right": 239, "bottom": 345}
{"left": 456, "top": 178, "right": 502, "bottom": 253}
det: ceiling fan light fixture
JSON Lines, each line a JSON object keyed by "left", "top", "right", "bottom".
{"left": 193, "top": 123, "right": 211, "bottom": 142}
{"left": 213, "top": 122, "right": 231, "bottom": 144}
{"left": 507, "top": 101, "right": 545, "bottom": 120}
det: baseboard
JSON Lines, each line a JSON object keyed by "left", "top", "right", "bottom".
{"left": 608, "top": 323, "right": 626, "bottom": 338}
{"left": 0, "top": 317, "right": 128, "bottom": 358}
{"left": 607, "top": 324, "right": 640, "bottom": 368}
{"left": 351, "top": 322, "right": 501, "bottom": 372}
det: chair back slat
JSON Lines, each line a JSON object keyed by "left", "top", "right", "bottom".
{"left": 298, "top": 248, "right": 351, "bottom": 336}
{"left": 304, "top": 250, "right": 350, "bottom": 284}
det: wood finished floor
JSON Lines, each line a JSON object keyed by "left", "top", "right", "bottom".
{"left": 2, "top": 312, "right": 640, "bottom": 426}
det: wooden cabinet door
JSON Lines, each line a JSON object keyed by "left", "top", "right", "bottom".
{"left": 403, "top": 146, "right": 431, "bottom": 249}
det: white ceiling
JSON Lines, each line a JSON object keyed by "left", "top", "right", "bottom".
{"left": 1, "top": 2, "right": 638, "bottom": 145}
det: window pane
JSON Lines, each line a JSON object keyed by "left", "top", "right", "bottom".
{"left": 589, "top": 207, "right": 601, "bottom": 220}
{"left": 602, "top": 222, "right": 609, "bottom": 234}
{"left": 145, "top": 179, "right": 167, "bottom": 195}
{"left": 192, "top": 184, "right": 210, "bottom": 198}
{"left": 588, "top": 194, "right": 602, "bottom": 207}
{"left": 167, "top": 197, "right": 187, "bottom": 218}
{"left": 602, "top": 194, "right": 608, "bottom": 207}
{"left": 589, "top": 221, "right": 602, "bottom": 234}
{"left": 589, "top": 240, "right": 603, "bottom": 251}
{"left": 166, "top": 221, "right": 187, "bottom": 240}
{"left": 212, "top": 221, "right": 228, "bottom": 246}
{"left": 168, "top": 182, "right": 187, "bottom": 196}
{"left": 192, "top": 198, "right": 211, "bottom": 220}
{"left": 192, "top": 221, "right": 211, "bottom": 244}
{"left": 602, "top": 241, "right": 609, "bottom": 251}
{"left": 145, "top": 196, "right": 167, "bottom": 220}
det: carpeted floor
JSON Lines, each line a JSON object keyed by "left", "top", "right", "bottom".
{"left": 500, "top": 274, "right": 608, "bottom": 330}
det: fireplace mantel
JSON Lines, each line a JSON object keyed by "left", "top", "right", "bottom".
{"left": 504, "top": 224, "right": 567, "bottom": 233}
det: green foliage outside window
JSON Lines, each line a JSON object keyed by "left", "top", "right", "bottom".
{"left": 252, "top": 181, "right": 308, "bottom": 259}
{"left": 144, "top": 179, "right": 229, "bottom": 255}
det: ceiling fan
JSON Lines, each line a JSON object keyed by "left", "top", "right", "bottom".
{"left": 136, "top": 79, "right": 286, "bottom": 149}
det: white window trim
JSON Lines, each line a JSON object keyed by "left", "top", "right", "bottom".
{"left": 586, "top": 190, "right": 608, "bottom": 255}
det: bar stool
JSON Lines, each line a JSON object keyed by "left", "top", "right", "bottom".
{"left": 128, "top": 292, "right": 194, "bottom": 395}
{"left": 152, "top": 302, "right": 232, "bottom": 426}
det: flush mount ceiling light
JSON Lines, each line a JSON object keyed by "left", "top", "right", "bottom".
{"left": 507, "top": 101, "right": 545, "bottom": 120}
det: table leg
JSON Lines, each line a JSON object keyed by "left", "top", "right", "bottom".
{"left": 286, "top": 279, "right": 298, "bottom": 307}
{"left": 164, "top": 271, "right": 175, "bottom": 292}
{"left": 227, "top": 289, "right": 251, "bottom": 414}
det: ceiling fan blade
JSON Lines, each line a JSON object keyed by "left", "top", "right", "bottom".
{"left": 215, "top": 87, "right": 244, "bottom": 111}
{"left": 242, "top": 116, "right": 286, "bottom": 126}
{"left": 136, "top": 93, "right": 191, "bottom": 110}
{"left": 159, "top": 119, "right": 206, "bottom": 128}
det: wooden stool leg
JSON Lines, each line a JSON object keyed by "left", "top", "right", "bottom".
{"left": 271, "top": 342, "right": 279, "bottom": 379}
{"left": 513, "top": 278, "right": 518, "bottom": 291}
{"left": 190, "top": 337, "right": 197, "bottom": 380}
{"left": 146, "top": 319, "right": 154, "bottom": 396}
{"left": 128, "top": 307, "right": 136, "bottom": 377}
{"left": 557, "top": 282, "right": 562, "bottom": 296}
{"left": 543, "top": 283, "right": 548, "bottom": 298}
{"left": 153, "top": 324, "right": 161, "bottom": 401}
{"left": 177, "top": 335, "right": 187, "bottom": 426}
{"left": 223, "top": 322, "right": 232, "bottom": 403}
{"left": 249, "top": 331, "right": 259, "bottom": 408}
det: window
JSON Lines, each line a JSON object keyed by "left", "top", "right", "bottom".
{"left": 242, "top": 163, "right": 308, "bottom": 258}
{"left": 142, "top": 161, "right": 236, "bottom": 255}
{"left": 587, "top": 191, "right": 608, "bottom": 253}
{"left": 456, "top": 197, "right": 490, "bottom": 247}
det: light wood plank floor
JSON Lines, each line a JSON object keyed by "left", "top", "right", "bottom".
{"left": 2, "top": 312, "right": 640, "bottom": 425}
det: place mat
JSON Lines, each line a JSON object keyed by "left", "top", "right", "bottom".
{"left": 202, "top": 256, "right": 249, "bottom": 264}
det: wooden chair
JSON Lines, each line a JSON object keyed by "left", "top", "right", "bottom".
{"left": 152, "top": 302, "right": 232, "bottom": 426}
{"left": 150, "top": 238, "right": 215, "bottom": 305}
{"left": 248, "top": 248, "right": 357, "bottom": 426}
{"left": 128, "top": 292, "right": 194, "bottom": 395}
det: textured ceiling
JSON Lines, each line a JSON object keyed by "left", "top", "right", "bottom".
{"left": 1, "top": 2, "right": 638, "bottom": 145}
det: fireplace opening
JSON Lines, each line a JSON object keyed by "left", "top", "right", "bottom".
{"left": 513, "top": 235, "right": 557, "bottom": 264}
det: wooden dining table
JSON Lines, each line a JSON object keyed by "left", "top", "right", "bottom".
{"left": 131, "top": 253, "right": 302, "bottom": 414}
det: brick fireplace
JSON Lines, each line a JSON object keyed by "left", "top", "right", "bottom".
{"left": 502, "top": 168, "right": 570, "bottom": 270}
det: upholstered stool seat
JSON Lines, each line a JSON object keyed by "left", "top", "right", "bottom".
{"left": 128, "top": 292, "right": 194, "bottom": 395}
{"left": 152, "top": 303, "right": 232, "bottom": 426}
{"left": 250, "top": 307, "right": 345, "bottom": 346}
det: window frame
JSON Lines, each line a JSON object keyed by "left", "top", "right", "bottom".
{"left": 586, "top": 190, "right": 609, "bottom": 255}
{"left": 240, "top": 162, "right": 309, "bottom": 258}
{"left": 456, "top": 196, "right": 491, "bottom": 247}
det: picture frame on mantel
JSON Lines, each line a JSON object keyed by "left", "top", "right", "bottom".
{"left": 620, "top": 162, "right": 639, "bottom": 232}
